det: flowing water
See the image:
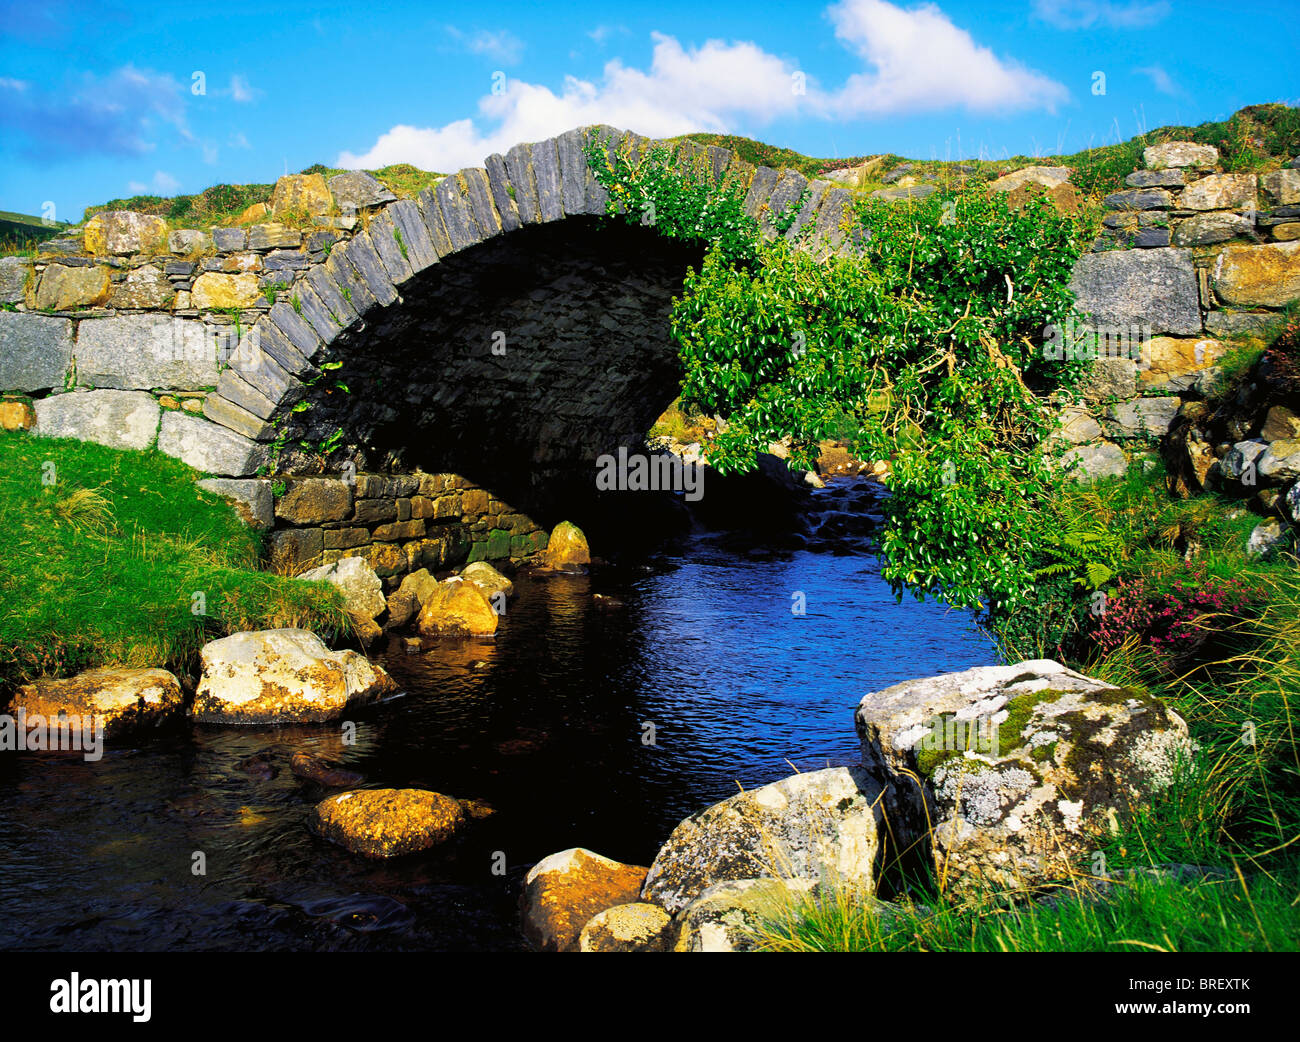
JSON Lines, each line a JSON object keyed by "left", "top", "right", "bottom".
{"left": 0, "top": 477, "right": 997, "bottom": 951}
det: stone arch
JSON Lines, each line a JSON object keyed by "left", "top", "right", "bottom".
{"left": 195, "top": 124, "right": 861, "bottom": 504}
{"left": 3, "top": 126, "right": 862, "bottom": 569}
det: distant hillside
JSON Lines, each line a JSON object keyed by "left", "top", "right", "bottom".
{"left": 0, "top": 209, "right": 71, "bottom": 249}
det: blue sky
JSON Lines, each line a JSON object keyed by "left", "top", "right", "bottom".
{"left": 1, "top": 0, "right": 1295, "bottom": 221}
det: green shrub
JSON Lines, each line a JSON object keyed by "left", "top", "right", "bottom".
{"left": 588, "top": 129, "right": 1088, "bottom": 613}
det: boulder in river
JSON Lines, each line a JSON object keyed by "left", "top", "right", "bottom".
{"left": 459, "top": 560, "right": 514, "bottom": 599}
{"left": 542, "top": 520, "right": 590, "bottom": 572}
{"left": 9, "top": 667, "right": 184, "bottom": 741}
{"left": 311, "top": 788, "right": 465, "bottom": 858}
{"left": 641, "top": 766, "right": 885, "bottom": 915}
{"left": 672, "top": 877, "right": 819, "bottom": 952}
{"left": 415, "top": 578, "right": 499, "bottom": 638}
{"left": 521, "top": 847, "right": 648, "bottom": 952}
{"left": 194, "top": 628, "right": 396, "bottom": 724}
{"left": 855, "top": 659, "right": 1195, "bottom": 897}
{"left": 384, "top": 568, "right": 440, "bottom": 630}
{"left": 578, "top": 902, "right": 675, "bottom": 952}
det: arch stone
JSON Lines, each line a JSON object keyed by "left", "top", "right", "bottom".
{"left": 177, "top": 125, "right": 859, "bottom": 480}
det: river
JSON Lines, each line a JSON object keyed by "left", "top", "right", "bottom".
{"left": 0, "top": 477, "right": 996, "bottom": 951}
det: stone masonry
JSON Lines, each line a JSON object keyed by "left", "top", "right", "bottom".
{"left": 1057, "top": 141, "right": 1300, "bottom": 481}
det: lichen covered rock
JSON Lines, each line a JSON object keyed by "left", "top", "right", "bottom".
{"left": 11, "top": 667, "right": 184, "bottom": 740}
{"left": 298, "top": 556, "right": 386, "bottom": 621}
{"left": 578, "top": 902, "right": 675, "bottom": 952}
{"left": 312, "top": 788, "right": 464, "bottom": 857}
{"left": 415, "top": 578, "right": 499, "bottom": 637}
{"left": 521, "top": 847, "right": 648, "bottom": 952}
{"left": 855, "top": 660, "right": 1194, "bottom": 897}
{"left": 194, "top": 627, "right": 396, "bottom": 724}
{"left": 385, "top": 568, "right": 440, "bottom": 629}
{"left": 459, "top": 560, "right": 514, "bottom": 598}
{"left": 641, "top": 766, "right": 884, "bottom": 915}
{"left": 543, "top": 520, "right": 590, "bottom": 572}
{"left": 672, "top": 877, "right": 819, "bottom": 952}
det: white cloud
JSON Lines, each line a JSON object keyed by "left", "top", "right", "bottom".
{"left": 1032, "top": 0, "right": 1170, "bottom": 29}
{"left": 826, "top": 0, "right": 1068, "bottom": 115}
{"left": 127, "top": 170, "right": 180, "bottom": 194}
{"left": 338, "top": 2, "right": 1067, "bottom": 172}
{"left": 588, "top": 25, "right": 628, "bottom": 46}
{"left": 222, "top": 74, "right": 259, "bottom": 102}
{"left": 0, "top": 76, "right": 30, "bottom": 91}
{"left": 1135, "top": 64, "right": 1181, "bottom": 96}
{"left": 229, "top": 130, "right": 251, "bottom": 148}
{"left": 338, "top": 31, "right": 805, "bottom": 171}
{"left": 446, "top": 26, "right": 525, "bottom": 65}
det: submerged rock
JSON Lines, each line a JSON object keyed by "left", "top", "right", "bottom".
{"left": 641, "top": 766, "right": 884, "bottom": 915}
{"left": 9, "top": 667, "right": 184, "bottom": 741}
{"left": 311, "top": 788, "right": 465, "bottom": 858}
{"left": 578, "top": 902, "right": 675, "bottom": 952}
{"left": 235, "top": 750, "right": 278, "bottom": 780}
{"left": 194, "top": 628, "right": 396, "bottom": 724}
{"left": 855, "top": 659, "right": 1195, "bottom": 897}
{"left": 458, "top": 797, "right": 496, "bottom": 821}
{"left": 290, "top": 751, "right": 365, "bottom": 788}
{"left": 520, "top": 847, "right": 648, "bottom": 952}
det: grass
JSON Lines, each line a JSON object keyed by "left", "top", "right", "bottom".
{"left": 0, "top": 431, "right": 348, "bottom": 696}
{"left": 684, "top": 103, "right": 1297, "bottom": 206}
{"left": 301, "top": 162, "right": 446, "bottom": 200}
{"left": 648, "top": 398, "right": 714, "bottom": 444}
{"left": 754, "top": 867, "right": 1300, "bottom": 951}
{"left": 1085, "top": 567, "right": 1300, "bottom": 872}
{"left": 81, "top": 163, "right": 446, "bottom": 236}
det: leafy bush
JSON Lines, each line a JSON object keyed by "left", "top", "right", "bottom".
{"left": 588, "top": 130, "right": 1088, "bottom": 613}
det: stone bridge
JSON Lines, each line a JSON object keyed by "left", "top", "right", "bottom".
{"left": 0, "top": 127, "right": 858, "bottom": 533}
{"left": 4, "top": 127, "right": 1297, "bottom": 578}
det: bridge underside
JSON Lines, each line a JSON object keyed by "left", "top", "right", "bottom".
{"left": 278, "top": 219, "right": 705, "bottom": 528}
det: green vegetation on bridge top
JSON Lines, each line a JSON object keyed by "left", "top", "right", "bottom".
{"left": 68, "top": 102, "right": 1297, "bottom": 232}
{"left": 82, "top": 162, "right": 447, "bottom": 232}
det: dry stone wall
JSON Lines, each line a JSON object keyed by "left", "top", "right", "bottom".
{"left": 264, "top": 471, "right": 547, "bottom": 582}
{"left": 1056, "top": 144, "right": 1300, "bottom": 481}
